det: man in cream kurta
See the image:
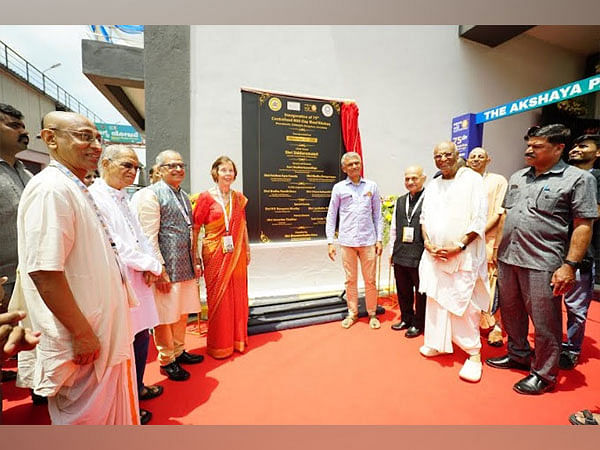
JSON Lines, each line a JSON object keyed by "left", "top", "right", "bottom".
{"left": 131, "top": 150, "right": 203, "bottom": 382}
{"left": 12, "top": 112, "right": 138, "bottom": 424}
{"left": 419, "top": 141, "right": 489, "bottom": 383}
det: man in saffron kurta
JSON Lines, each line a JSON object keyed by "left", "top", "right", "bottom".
{"left": 12, "top": 112, "right": 138, "bottom": 424}
{"left": 419, "top": 141, "right": 489, "bottom": 383}
{"left": 466, "top": 147, "right": 508, "bottom": 346}
{"left": 131, "top": 150, "right": 203, "bottom": 382}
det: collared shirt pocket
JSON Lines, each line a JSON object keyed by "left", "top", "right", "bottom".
{"left": 503, "top": 186, "right": 519, "bottom": 209}
{"left": 339, "top": 192, "right": 354, "bottom": 211}
{"left": 534, "top": 187, "right": 560, "bottom": 215}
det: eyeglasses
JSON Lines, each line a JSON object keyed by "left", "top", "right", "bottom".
{"left": 49, "top": 128, "right": 103, "bottom": 146}
{"left": 108, "top": 159, "right": 140, "bottom": 172}
{"left": 160, "top": 162, "right": 186, "bottom": 170}
{"left": 433, "top": 152, "right": 455, "bottom": 160}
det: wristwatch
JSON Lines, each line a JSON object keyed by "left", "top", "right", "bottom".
{"left": 455, "top": 241, "right": 466, "bottom": 251}
{"left": 564, "top": 259, "right": 580, "bottom": 270}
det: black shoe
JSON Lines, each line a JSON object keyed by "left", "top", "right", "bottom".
{"left": 559, "top": 351, "right": 579, "bottom": 370}
{"left": 140, "top": 408, "right": 152, "bottom": 425}
{"left": 391, "top": 321, "right": 411, "bottom": 331}
{"left": 31, "top": 389, "right": 48, "bottom": 405}
{"left": 513, "top": 373, "right": 554, "bottom": 395}
{"left": 485, "top": 354, "right": 530, "bottom": 371}
{"left": 175, "top": 351, "right": 204, "bottom": 365}
{"left": 405, "top": 326, "right": 423, "bottom": 338}
{"left": 1, "top": 369, "right": 17, "bottom": 382}
{"left": 160, "top": 362, "right": 190, "bottom": 381}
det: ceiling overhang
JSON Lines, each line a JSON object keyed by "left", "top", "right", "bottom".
{"left": 81, "top": 39, "right": 145, "bottom": 132}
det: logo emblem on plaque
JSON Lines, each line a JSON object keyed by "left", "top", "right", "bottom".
{"left": 268, "top": 97, "right": 282, "bottom": 112}
{"left": 322, "top": 104, "right": 333, "bottom": 117}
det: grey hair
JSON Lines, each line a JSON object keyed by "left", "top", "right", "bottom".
{"left": 341, "top": 151, "right": 362, "bottom": 166}
{"left": 155, "top": 149, "right": 181, "bottom": 166}
{"left": 99, "top": 144, "right": 135, "bottom": 174}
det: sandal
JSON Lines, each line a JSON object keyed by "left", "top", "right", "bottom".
{"left": 569, "top": 410, "right": 599, "bottom": 425}
{"left": 140, "top": 384, "right": 164, "bottom": 401}
{"left": 140, "top": 408, "right": 153, "bottom": 425}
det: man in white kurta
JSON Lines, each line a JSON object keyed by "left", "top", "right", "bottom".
{"left": 419, "top": 141, "right": 489, "bottom": 382}
{"left": 89, "top": 145, "right": 164, "bottom": 424}
{"left": 11, "top": 112, "right": 138, "bottom": 424}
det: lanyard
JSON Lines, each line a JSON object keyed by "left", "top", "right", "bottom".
{"left": 49, "top": 161, "right": 127, "bottom": 281}
{"left": 167, "top": 184, "right": 191, "bottom": 227}
{"left": 405, "top": 192, "right": 424, "bottom": 224}
{"left": 215, "top": 187, "right": 232, "bottom": 234}
{"left": 104, "top": 182, "right": 141, "bottom": 248}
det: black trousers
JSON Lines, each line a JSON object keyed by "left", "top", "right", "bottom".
{"left": 393, "top": 264, "right": 426, "bottom": 329}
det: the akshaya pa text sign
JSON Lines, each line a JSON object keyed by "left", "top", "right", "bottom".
{"left": 476, "top": 74, "right": 600, "bottom": 124}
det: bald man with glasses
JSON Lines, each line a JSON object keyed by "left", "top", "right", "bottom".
{"left": 11, "top": 111, "right": 139, "bottom": 424}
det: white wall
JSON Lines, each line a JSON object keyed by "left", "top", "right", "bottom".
{"left": 189, "top": 25, "right": 585, "bottom": 300}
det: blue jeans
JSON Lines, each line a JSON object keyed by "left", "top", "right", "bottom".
{"left": 562, "top": 268, "right": 593, "bottom": 355}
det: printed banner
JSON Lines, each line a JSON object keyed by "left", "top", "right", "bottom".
{"left": 476, "top": 74, "right": 600, "bottom": 124}
{"left": 95, "top": 122, "right": 143, "bottom": 144}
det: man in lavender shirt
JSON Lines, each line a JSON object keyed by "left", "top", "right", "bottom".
{"left": 326, "top": 152, "right": 383, "bottom": 329}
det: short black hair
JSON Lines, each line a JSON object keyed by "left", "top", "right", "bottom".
{"left": 0, "top": 103, "right": 24, "bottom": 120}
{"left": 524, "top": 124, "right": 571, "bottom": 145}
{"left": 574, "top": 134, "right": 600, "bottom": 146}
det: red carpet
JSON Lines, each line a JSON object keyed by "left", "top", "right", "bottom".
{"left": 2, "top": 298, "right": 600, "bottom": 424}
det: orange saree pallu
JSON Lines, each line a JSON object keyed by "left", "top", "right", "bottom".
{"left": 193, "top": 191, "right": 249, "bottom": 359}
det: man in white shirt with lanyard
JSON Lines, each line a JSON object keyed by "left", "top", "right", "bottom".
{"left": 12, "top": 111, "right": 139, "bottom": 424}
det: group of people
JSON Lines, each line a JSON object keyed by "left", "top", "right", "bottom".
{"left": 2, "top": 100, "right": 600, "bottom": 425}
{"left": 326, "top": 126, "right": 599, "bottom": 403}
{"left": 0, "top": 105, "right": 250, "bottom": 424}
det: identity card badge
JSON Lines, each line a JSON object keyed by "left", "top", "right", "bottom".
{"left": 222, "top": 235, "right": 234, "bottom": 253}
{"left": 402, "top": 226, "right": 414, "bottom": 243}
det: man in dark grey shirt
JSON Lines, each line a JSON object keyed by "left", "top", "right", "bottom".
{"left": 486, "top": 124, "right": 598, "bottom": 395}
{"left": 0, "top": 104, "right": 32, "bottom": 385}
{"left": 0, "top": 103, "right": 31, "bottom": 313}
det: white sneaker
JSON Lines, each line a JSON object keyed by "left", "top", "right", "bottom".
{"left": 459, "top": 358, "right": 482, "bottom": 383}
{"left": 419, "top": 345, "right": 444, "bottom": 357}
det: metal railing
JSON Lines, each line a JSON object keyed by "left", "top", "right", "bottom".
{"left": 0, "top": 39, "right": 103, "bottom": 123}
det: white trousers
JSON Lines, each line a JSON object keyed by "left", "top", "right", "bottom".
{"left": 424, "top": 296, "right": 482, "bottom": 355}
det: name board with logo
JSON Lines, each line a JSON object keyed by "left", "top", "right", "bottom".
{"left": 242, "top": 89, "right": 344, "bottom": 243}
{"left": 451, "top": 114, "right": 483, "bottom": 159}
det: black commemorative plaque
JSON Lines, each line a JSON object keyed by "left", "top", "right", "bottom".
{"left": 242, "top": 90, "right": 344, "bottom": 242}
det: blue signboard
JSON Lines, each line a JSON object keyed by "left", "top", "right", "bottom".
{"left": 95, "top": 122, "right": 143, "bottom": 144}
{"left": 451, "top": 113, "right": 482, "bottom": 159}
{"left": 476, "top": 73, "right": 600, "bottom": 124}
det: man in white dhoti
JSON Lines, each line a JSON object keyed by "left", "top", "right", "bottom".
{"left": 12, "top": 112, "right": 139, "bottom": 424}
{"left": 131, "top": 150, "right": 203, "bottom": 381}
{"left": 419, "top": 141, "right": 489, "bottom": 382}
{"left": 89, "top": 145, "right": 164, "bottom": 425}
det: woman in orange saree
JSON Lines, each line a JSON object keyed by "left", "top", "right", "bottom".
{"left": 193, "top": 156, "right": 250, "bottom": 359}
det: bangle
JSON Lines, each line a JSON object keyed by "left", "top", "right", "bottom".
{"left": 455, "top": 241, "right": 466, "bottom": 251}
